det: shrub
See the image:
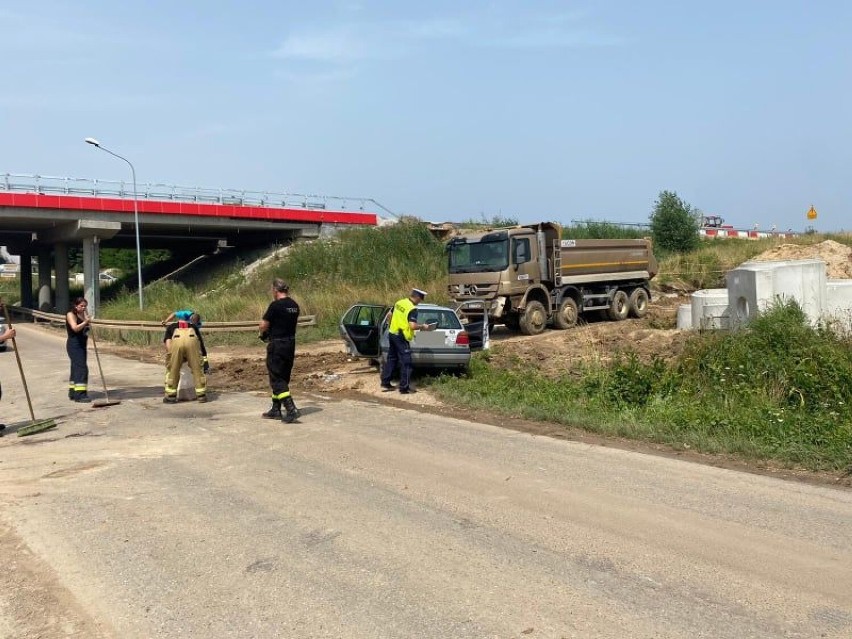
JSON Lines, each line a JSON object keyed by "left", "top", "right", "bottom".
{"left": 650, "top": 190, "right": 700, "bottom": 253}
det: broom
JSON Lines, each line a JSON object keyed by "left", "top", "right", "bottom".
{"left": 87, "top": 313, "right": 121, "bottom": 408}
{"left": 0, "top": 303, "right": 57, "bottom": 436}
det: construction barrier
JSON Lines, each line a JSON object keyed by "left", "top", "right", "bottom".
{"left": 700, "top": 228, "right": 798, "bottom": 240}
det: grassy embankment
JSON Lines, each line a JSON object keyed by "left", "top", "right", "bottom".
{"left": 32, "top": 221, "right": 852, "bottom": 471}
{"left": 97, "top": 221, "right": 449, "bottom": 346}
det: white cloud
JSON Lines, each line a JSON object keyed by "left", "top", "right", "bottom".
{"left": 401, "top": 18, "right": 469, "bottom": 40}
{"left": 272, "top": 11, "right": 627, "bottom": 75}
{"left": 493, "top": 27, "right": 627, "bottom": 50}
{"left": 272, "top": 28, "right": 370, "bottom": 62}
{"left": 270, "top": 10, "right": 625, "bottom": 69}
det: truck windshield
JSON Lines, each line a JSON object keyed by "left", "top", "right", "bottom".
{"left": 448, "top": 238, "right": 509, "bottom": 273}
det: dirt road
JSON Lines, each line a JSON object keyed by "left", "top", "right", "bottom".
{"left": 1, "top": 323, "right": 851, "bottom": 638}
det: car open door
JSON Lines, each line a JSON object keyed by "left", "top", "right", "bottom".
{"left": 451, "top": 301, "right": 489, "bottom": 351}
{"left": 339, "top": 304, "right": 388, "bottom": 358}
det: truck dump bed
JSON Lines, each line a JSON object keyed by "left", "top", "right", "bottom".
{"left": 558, "top": 239, "right": 658, "bottom": 282}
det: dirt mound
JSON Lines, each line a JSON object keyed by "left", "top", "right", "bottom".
{"left": 749, "top": 240, "right": 852, "bottom": 279}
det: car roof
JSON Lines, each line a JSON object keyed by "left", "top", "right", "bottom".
{"left": 416, "top": 303, "right": 454, "bottom": 311}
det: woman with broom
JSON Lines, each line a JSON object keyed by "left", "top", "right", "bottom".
{"left": 0, "top": 325, "right": 16, "bottom": 435}
{"left": 66, "top": 297, "right": 92, "bottom": 403}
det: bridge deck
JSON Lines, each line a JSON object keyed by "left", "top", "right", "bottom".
{"left": 0, "top": 191, "right": 377, "bottom": 225}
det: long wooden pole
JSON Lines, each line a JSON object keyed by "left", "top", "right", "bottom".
{"left": 1, "top": 302, "right": 35, "bottom": 421}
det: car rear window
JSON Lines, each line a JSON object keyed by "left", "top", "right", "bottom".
{"left": 416, "top": 309, "right": 462, "bottom": 330}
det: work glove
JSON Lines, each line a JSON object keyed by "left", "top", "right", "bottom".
{"left": 202, "top": 357, "right": 210, "bottom": 374}
{"left": 259, "top": 331, "right": 270, "bottom": 343}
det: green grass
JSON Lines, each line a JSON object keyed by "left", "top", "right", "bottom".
{"left": 98, "top": 220, "right": 449, "bottom": 342}
{"left": 656, "top": 233, "right": 852, "bottom": 291}
{"left": 89, "top": 222, "right": 852, "bottom": 470}
{"left": 430, "top": 302, "right": 852, "bottom": 471}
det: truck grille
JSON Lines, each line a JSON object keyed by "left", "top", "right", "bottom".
{"left": 448, "top": 282, "right": 499, "bottom": 299}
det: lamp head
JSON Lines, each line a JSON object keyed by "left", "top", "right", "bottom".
{"left": 84, "top": 137, "right": 100, "bottom": 147}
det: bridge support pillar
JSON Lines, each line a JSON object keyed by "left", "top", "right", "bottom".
{"left": 83, "top": 237, "right": 101, "bottom": 317}
{"left": 39, "top": 221, "right": 119, "bottom": 318}
{"left": 54, "top": 243, "right": 70, "bottom": 314}
{"left": 19, "top": 250, "right": 33, "bottom": 309}
{"left": 37, "top": 247, "right": 52, "bottom": 312}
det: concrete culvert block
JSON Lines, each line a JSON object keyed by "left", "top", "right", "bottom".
{"left": 824, "top": 279, "right": 852, "bottom": 334}
{"left": 690, "top": 288, "right": 730, "bottom": 330}
{"left": 727, "top": 259, "right": 826, "bottom": 326}
{"left": 676, "top": 304, "right": 693, "bottom": 330}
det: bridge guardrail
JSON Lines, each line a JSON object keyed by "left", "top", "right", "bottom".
{"left": 1, "top": 172, "right": 397, "bottom": 218}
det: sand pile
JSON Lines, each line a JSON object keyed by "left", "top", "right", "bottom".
{"left": 750, "top": 240, "right": 852, "bottom": 279}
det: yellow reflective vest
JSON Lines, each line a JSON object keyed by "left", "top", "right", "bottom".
{"left": 389, "top": 297, "right": 416, "bottom": 341}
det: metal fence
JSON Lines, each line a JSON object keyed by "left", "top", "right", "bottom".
{"left": 1, "top": 172, "right": 396, "bottom": 217}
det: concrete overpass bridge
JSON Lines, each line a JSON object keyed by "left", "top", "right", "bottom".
{"left": 0, "top": 173, "right": 387, "bottom": 314}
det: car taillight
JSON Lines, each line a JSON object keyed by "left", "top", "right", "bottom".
{"left": 455, "top": 331, "right": 469, "bottom": 345}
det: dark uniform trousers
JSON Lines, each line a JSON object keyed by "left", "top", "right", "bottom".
{"left": 67, "top": 339, "right": 89, "bottom": 395}
{"left": 267, "top": 337, "right": 296, "bottom": 400}
{"left": 381, "top": 332, "right": 413, "bottom": 391}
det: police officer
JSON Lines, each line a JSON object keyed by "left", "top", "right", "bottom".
{"left": 259, "top": 278, "right": 301, "bottom": 423}
{"left": 380, "top": 288, "right": 435, "bottom": 394}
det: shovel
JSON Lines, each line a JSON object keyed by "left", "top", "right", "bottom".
{"left": 87, "top": 313, "right": 121, "bottom": 408}
{"left": 0, "top": 303, "right": 57, "bottom": 436}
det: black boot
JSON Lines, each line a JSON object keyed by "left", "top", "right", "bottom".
{"left": 75, "top": 392, "right": 91, "bottom": 403}
{"left": 69, "top": 388, "right": 75, "bottom": 401}
{"left": 262, "top": 399, "right": 282, "bottom": 419}
{"left": 281, "top": 395, "right": 301, "bottom": 423}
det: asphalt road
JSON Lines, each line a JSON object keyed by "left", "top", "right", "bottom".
{"left": 1, "top": 324, "right": 851, "bottom": 638}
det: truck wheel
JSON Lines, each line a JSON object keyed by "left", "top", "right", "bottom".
{"left": 519, "top": 301, "right": 547, "bottom": 335}
{"left": 553, "top": 297, "right": 578, "bottom": 330}
{"left": 628, "top": 288, "right": 649, "bottom": 318}
{"left": 607, "top": 290, "right": 629, "bottom": 321}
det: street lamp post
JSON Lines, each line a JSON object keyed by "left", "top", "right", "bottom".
{"left": 84, "top": 137, "right": 144, "bottom": 310}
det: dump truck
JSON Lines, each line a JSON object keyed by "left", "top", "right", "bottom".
{"left": 447, "top": 222, "right": 658, "bottom": 335}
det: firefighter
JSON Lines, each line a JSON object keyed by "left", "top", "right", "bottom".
{"left": 163, "top": 319, "right": 207, "bottom": 403}
{"left": 65, "top": 297, "right": 92, "bottom": 402}
{"left": 0, "top": 325, "right": 16, "bottom": 435}
{"left": 259, "top": 278, "right": 301, "bottom": 423}
{"left": 380, "top": 288, "right": 434, "bottom": 394}
{"left": 162, "top": 310, "right": 209, "bottom": 373}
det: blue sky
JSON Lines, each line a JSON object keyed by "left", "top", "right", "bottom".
{"left": 2, "top": 1, "right": 849, "bottom": 231}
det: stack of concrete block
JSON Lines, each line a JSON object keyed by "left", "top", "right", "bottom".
{"left": 825, "top": 280, "right": 852, "bottom": 332}
{"left": 677, "top": 258, "right": 852, "bottom": 331}
{"left": 726, "top": 259, "right": 826, "bottom": 327}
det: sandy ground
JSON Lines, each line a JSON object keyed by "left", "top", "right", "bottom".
{"left": 2, "top": 301, "right": 851, "bottom": 638}
{"left": 96, "top": 293, "right": 850, "bottom": 489}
